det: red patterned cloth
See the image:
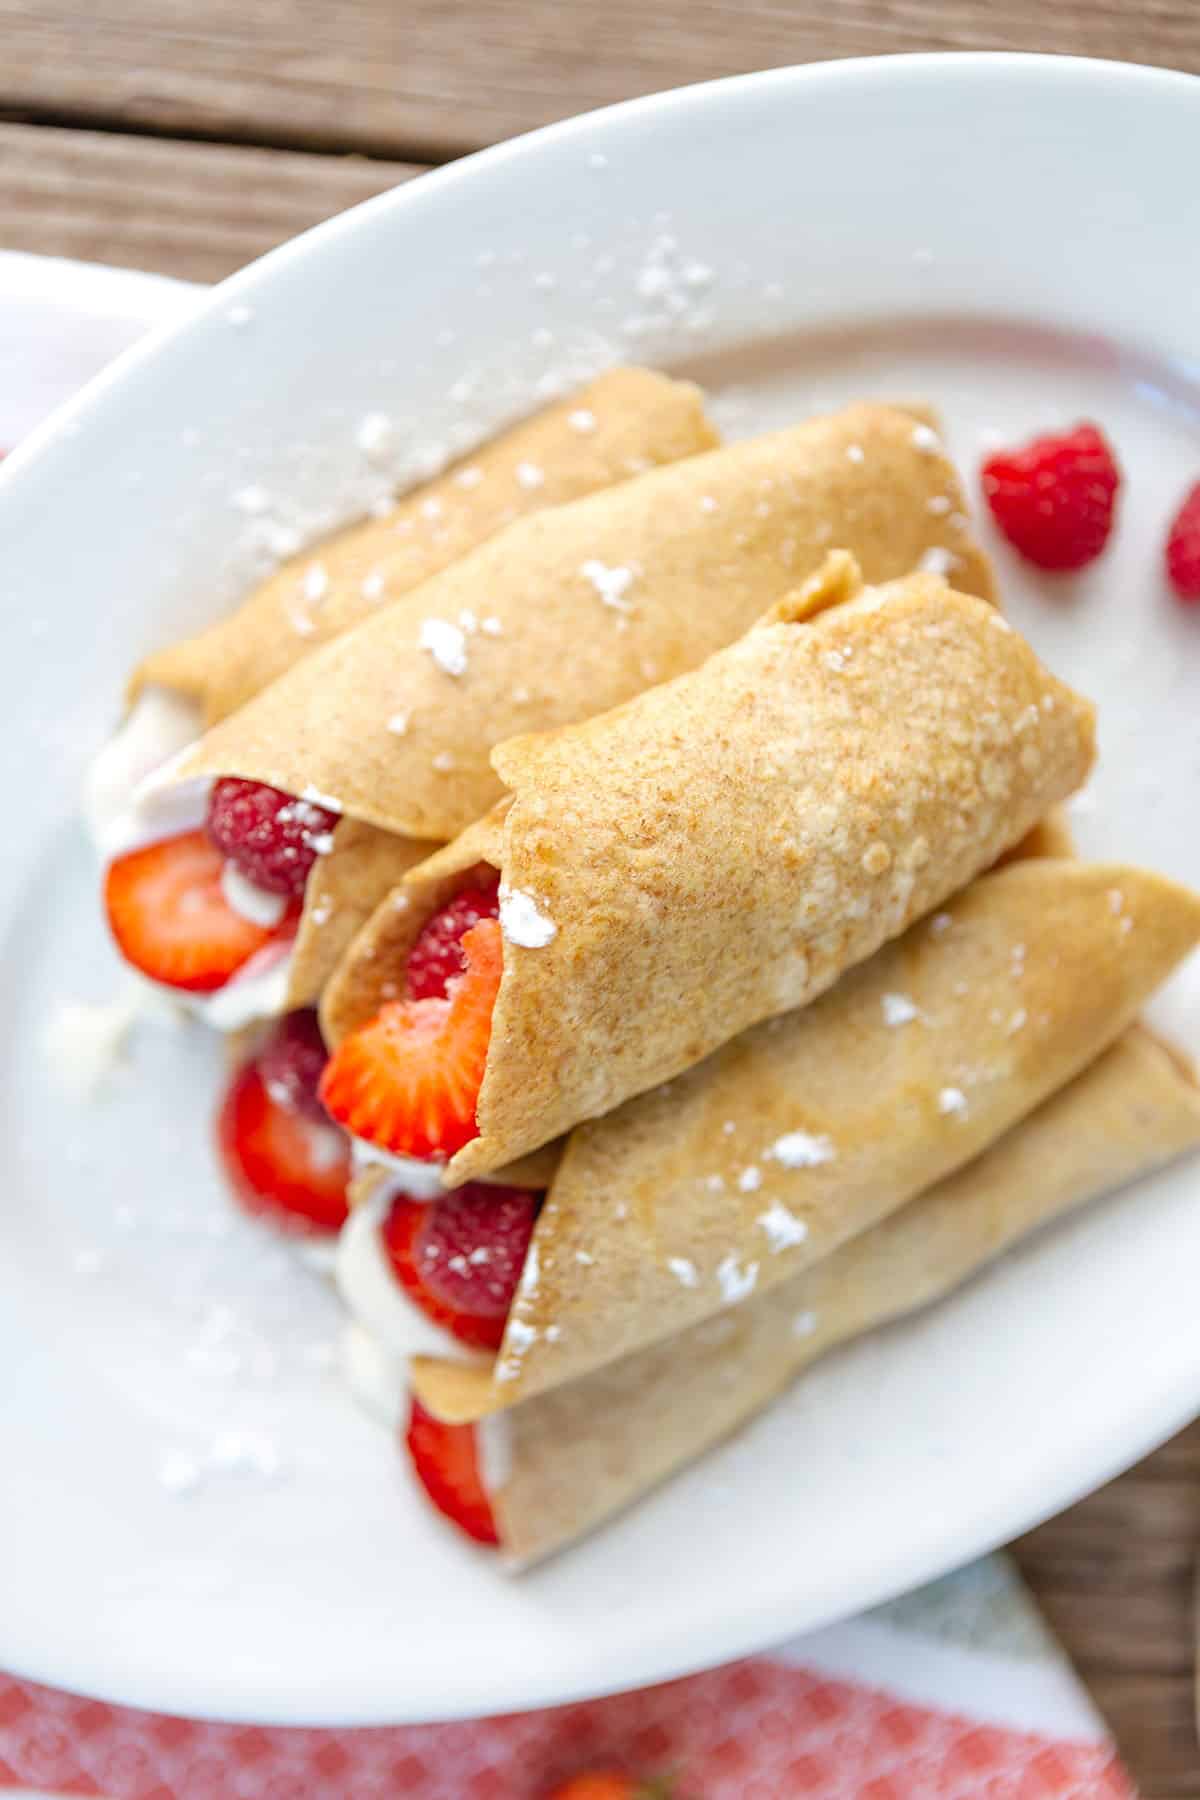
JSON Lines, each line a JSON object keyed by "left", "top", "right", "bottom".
{"left": 0, "top": 1654, "right": 1133, "bottom": 1799}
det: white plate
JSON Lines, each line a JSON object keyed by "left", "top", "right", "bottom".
{"left": 3, "top": 54, "right": 1200, "bottom": 1725}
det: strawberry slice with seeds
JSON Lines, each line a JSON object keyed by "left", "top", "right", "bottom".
{"left": 104, "top": 829, "right": 299, "bottom": 992}
{"left": 217, "top": 1010, "right": 351, "bottom": 1234}
{"left": 320, "top": 918, "right": 502, "bottom": 1159}
{"left": 381, "top": 1185, "right": 540, "bottom": 1350}
{"left": 405, "top": 1395, "right": 499, "bottom": 1546}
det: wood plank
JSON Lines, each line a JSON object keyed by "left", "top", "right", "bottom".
{"left": 0, "top": 0, "right": 1197, "bottom": 162}
{"left": 1012, "top": 1419, "right": 1200, "bottom": 1798}
{"left": 0, "top": 122, "right": 421, "bottom": 282}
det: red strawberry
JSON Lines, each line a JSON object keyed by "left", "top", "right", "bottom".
{"left": 381, "top": 1185, "right": 539, "bottom": 1350}
{"left": 980, "top": 423, "right": 1121, "bottom": 571}
{"left": 104, "top": 829, "right": 298, "bottom": 992}
{"left": 320, "top": 919, "right": 502, "bottom": 1159}
{"left": 206, "top": 778, "right": 337, "bottom": 897}
{"left": 407, "top": 875, "right": 501, "bottom": 1000}
{"left": 218, "top": 1018, "right": 350, "bottom": 1235}
{"left": 405, "top": 1395, "right": 499, "bottom": 1546}
{"left": 546, "top": 1777, "right": 672, "bottom": 1799}
{"left": 1165, "top": 481, "right": 1200, "bottom": 604}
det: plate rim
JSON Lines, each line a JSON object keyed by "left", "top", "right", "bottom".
{"left": 4, "top": 49, "right": 1200, "bottom": 1724}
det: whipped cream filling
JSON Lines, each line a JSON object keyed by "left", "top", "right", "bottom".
{"left": 341, "top": 1319, "right": 407, "bottom": 1428}
{"left": 335, "top": 1183, "right": 483, "bottom": 1366}
{"left": 88, "top": 684, "right": 300, "bottom": 1025}
{"left": 85, "top": 685, "right": 203, "bottom": 857}
{"left": 349, "top": 1139, "right": 447, "bottom": 1200}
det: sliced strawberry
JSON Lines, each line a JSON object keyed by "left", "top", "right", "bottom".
{"left": 405, "top": 1395, "right": 499, "bottom": 1547}
{"left": 217, "top": 1050, "right": 351, "bottom": 1235}
{"left": 320, "top": 918, "right": 502, "bottom": 1159}
{"left": 104, "top": 829, "right": 298, "bottom": 992}
{"left": 381, "top": 1185, "right": 540, "bottom": 1350}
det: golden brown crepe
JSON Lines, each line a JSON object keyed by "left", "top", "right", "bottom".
{"left": 176, "top": 406, "right": 995, "bottom": 843}
{"left": 325, "top": 563, "right": 1095, "bottom": 1186}
{"left": 131, "top": 367, "right": 718, "bottom": 727}
{"left": 410, "top": 858, "right": 1200, "bottom": 1420}
{"left": 490, "top": 1026, "right": 1200, "bottom": 1564}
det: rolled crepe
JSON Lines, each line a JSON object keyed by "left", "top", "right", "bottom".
{"left": 410, "top": 857, "right": 1200, "bottom": 1419}
{"left": 131, "top": 367, "right": 718, "bottom": 727}
{"left": 287, "top": 820, "right": 438, "bottom": 1010}
{"left": 325, "top": 562, "right": 1095, "bottom": 1183}
{"left": 489, "top": 1026, "right": 1200, "bottom": 1564}
{"left": 174, "top": 406, "right": 995, "bottom": 843}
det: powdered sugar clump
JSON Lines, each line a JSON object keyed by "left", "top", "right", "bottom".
{"left": 579, "top": 558, "right": 636, "bottom": 612}
{"left": 515, "top": 461, "right": 544, "bottom": 489}
{"left": 499, "top": 885, "right": 557, "bottom": 948}
{"left": 419, "top": 617, "right": 469, "bottom": 677}
{"left": 737, "top": 1165, "right": 763, "bottom": 1193}
{"left": 356, "top": 412, "right": 393, "bottom": 459}
{"left": 918, "top": 546, "right": 958, "bottom": 578}
{"left": 568, "top": 408, "right": 597, "bottom": 433}
{"left": 939, "top": 1086, "right": 969, "bottom": 1118}
{"left": 881, "top": 992, "right": 919, "bottom": 1027}
{"left": 668, "top": 1256, "right": 699, "bottom": 1288}
{"left": 758, "top": 1201, "right": 809, "bottom": 1252}
{"left": 768, "top": 1130, "right": 835, "bottom": 1169}
{"left": 716, "top": 1255, "right": 759, "bottom": 1305}
{"left": 911, "top": 424, "right": 942, "bottom": 454}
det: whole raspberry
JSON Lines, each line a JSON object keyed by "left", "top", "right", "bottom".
{"left": 981, "top": 423, "right": 1121, "bottom": 571}
{"left": 409, "top": 1183, "right": 539, "bottom": 1319}
{"left": 406, "top": 875, "right": 501, "bottom": 1000}
{"left": 206, "top": 778, "right": 337, "bottom": 896}
{"left": 256, "top": 1009, "right": 330, "bottom": 1122}
{"left": 1165, "top": 481, "right": 1200, "bottom": 604}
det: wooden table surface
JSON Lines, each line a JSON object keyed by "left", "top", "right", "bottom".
{"left": 3, "top": 4, "right": 1198, "bottom": 1790}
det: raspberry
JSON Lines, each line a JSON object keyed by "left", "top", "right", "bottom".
{"left": 381, "top": 1184, "right": 539, "bottom": 1347}
{"left": 406, "top": 875, "right": 501, "bottom": 1000}
{"left": 980, "top": 423, "right": 1121, "bottom": 571}
{"left": 206, "top": 778, "right": 337, "bottom": 896}
{"left": 1165, "top": 481, "right": 1200, "bottom": 604}
{"left": 256, "top": 1008, "right": 330, "bottom": 1122}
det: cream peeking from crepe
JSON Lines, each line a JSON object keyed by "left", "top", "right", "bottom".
{"left": 320, "top": 564, "right": 1095, "bottom": 1187}
{"left": 403, "top": 857, "right": 1200, "bottom": 1420}
{"left": 485, "top": 1027, "right": 1200, "bottom": 1564}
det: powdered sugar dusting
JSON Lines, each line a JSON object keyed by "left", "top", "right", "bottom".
{"left": 498, "top": 885, "right": 557, "bottom": 948}
{"left": 939, "top": 1086, "right": 969, "bottom": 1119}
{"left": 495, "top": 1317, "right": 537, "bottom": 1382}
{"left": 419, "top": 617, "right": 469, "bottom": 677}
{"left": 758, "top": 1201, "right": 809, "bottom": 1252}
{"left": 881, "top": 992, "right": 919, "bottom": 1027}
{"left": 716, "top": 1254, "right": 759, "bottom": 1304}
{"left": 579, "top": 558, "right": 637, "bottom": 612}
{"left": 668, "top": 1256, "right": 699, "bottom": 1288}
{"left": 768, "top": 1130, "right": 835, "bottom": 1169}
